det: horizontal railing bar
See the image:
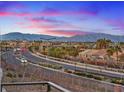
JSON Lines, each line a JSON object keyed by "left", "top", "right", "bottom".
{"left": 48, "top": 82, "right": 71, "bottom": 92}
{"left": 1, "top": 81, "right": 48, "bottom": 86}
{"left": 1, "top": 81, "right": 70, "bottom": 92}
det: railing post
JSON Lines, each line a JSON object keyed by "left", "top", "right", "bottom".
{"left": 0, "top": 68, "right": 3, "bottom": 92}
{"left": 0, "top": 85, "right": 2, "bottom": 92}
{"left": 47, "top": 83, "right": 51, "bottom": 92}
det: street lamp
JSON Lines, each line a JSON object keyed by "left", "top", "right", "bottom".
{"left": 21, "top": 57, "right": 28, "bottom": 81}
{"left": 39, "top": 37, "right": 56, "bottom": 81}
{"left": 74, "top": 62, "right": 77, "bottom": 72}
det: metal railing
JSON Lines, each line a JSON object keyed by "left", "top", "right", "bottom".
{"left": 1, "top": 81, "right": 70, "bottom": 92}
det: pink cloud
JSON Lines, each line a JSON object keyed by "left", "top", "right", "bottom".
{"left": 0, "top": 12, "right": 13, "bottom": 16}
{"left": 0, "top": 11, "right": 60, "bottom": 17}
{"left": 38, "top": 30, "right": 91, "bottom": 37}
{"left": 15, "top": 12, "right": 32, "bottom": 17}
{"left": 21, "top": 25, "right": 56, "bottom": 30}
{"left": 0, "top": 9, "right": 98, "bottom": 17}
{"left": 29, "top": 17, "right": 80, "bottom": 28}
{"left": 16, "top": 18, "right": 56, "bottom": 30}
{"left": 0, "top": 12, "right": 32, "bottom": 17}
{"left": 20, "top": 22, "right": 80, "bottom": 31}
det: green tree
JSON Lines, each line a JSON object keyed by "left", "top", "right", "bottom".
{"left": 113, "top": 44, "right": 122, "bottom": 62}
{"left": 107, "top": 47, "right": 114, "bottom": 58}
{"left": 107, "top": 44, "right": 122, "bottom": 62}
{"left": 96, "top": 38, "right": 111, "bottom": 49}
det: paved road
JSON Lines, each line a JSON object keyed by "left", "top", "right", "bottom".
{"left": 22, "top": 51, "right": 124, "bottom": 78}
{"left": 1, "top": 51, "right": 22, "bottom": 68}
{"left": 1, "top": 50, "right": 124, "bottom": 92}
{"left": 1, "top": 50, "right": 124, "bottom": 78}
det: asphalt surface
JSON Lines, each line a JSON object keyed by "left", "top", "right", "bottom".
{"left": 22, "top": 51, "right": 124, "bottom": 78}
{"left": 1, "top": 50, "right": 124, "bottom": 78}
{"left": 2, "top": 51, "right": 20, "bottom": 65}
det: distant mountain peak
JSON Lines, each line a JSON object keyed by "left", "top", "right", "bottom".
{"left": 1, "top": 32, "right": 124, "bottom": 42}
{"left": 5, "top": 32, "right": 23, "bottom": 35}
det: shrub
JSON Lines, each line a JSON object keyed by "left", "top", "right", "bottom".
{"left": 121, "top": 80, "right": 124, "bottom": 85}
{"left": 111, "top": 78, "right": 124, "bottom": 85}
{"left": 73, "top": 72, "right": 86, "bottom": 76}
{"left": 93, "top": 76, "right": 103, "bottom": 80}
{"left": 111, "top": 78, "right": 117, "bottom": 83}
{"left": 18, "top": 74, "right": 23, "bottom": 78}
{"left": 86, "top": 73, "right": 94, "bottom": 78}
{"left": 64, "top": 69, "right": 73, "bottom": 73}
{"left": 6, "top": 72, "right": 13, "bottom": 78}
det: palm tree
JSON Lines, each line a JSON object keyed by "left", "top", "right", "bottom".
{"left": 107, "top": 44, "right": 122, "bottom": 62}
{"left": 96, "top": 38, "right": 111, "bottom": 49}
{"left": 107, "top": 47, "right": 114, "bottom": 58}
{"left": 113, "top": 44, "right": 122, "bottom": 62}
{"left": 42, "top": 46, "right": 46, "bottom": 55}
{"left": 106, "top": 47, "right": 115, "bottom": 67}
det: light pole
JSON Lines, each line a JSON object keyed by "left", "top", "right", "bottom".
{"left": 21, "top": 58, "right": 28, "bottom": 81}
{"left": 39, "top": 37, "right": 56, "bottom": 81}
{"left": 74, "top": 62, "right": 77, "bottom": 72}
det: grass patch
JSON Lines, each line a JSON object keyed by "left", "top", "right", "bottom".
{"left": 39, "top": 63, "right": 63, "bottom": 70}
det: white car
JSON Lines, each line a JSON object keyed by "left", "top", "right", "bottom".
{"left": 21, "top": 57, "right": 27, "bottom": 63}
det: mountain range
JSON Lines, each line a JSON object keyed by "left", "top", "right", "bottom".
{"left": 1, "top": 32, "right": 124, "bottom": 42}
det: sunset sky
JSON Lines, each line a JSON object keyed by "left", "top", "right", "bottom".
{"left": 0, "top": 1, "right": 124, "bottom": 37}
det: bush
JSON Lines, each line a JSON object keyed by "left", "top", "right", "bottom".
{"left": 73, "top": 71, "right": 86, "bottom": 76}
{"left": 28, "top": 46, "right": 33, "bottom": 52}
{"left": 111, "top": 78, "right": 124, "bottom": 85}
{"left": 18, "top": 74, "right": 23, "bottom": 78}
{"left": 64, "top": 69, "right": 73, "bottom": 73}
{"left": 86, "top": 73, "right": 94, "bottom": 78}
{"left": 93, "top": 76, "right": 103, "bottom": 80}
{"left": 53, "top": 65, "right": 63, "bottom": 69}
{"left": 121, "top": 80, "right": 124, "bottom": 85}
{"left": 39, "top": 63, "right": 62, "bottom": 70}
{"left": 6, "top": 72, "right": 13, "bottom": 78}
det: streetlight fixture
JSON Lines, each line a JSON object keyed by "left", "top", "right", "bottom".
{"left": 74, "top": 62, "right": 77, "bottom": 72}
{"left": 21, "top": 57, "right": 28, "bottom": 81}
{"left": 39, "top": 37, "right": 56, "bottom": 81}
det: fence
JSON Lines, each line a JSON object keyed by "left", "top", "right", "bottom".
{"left": 2, "top": 60, "right": 124, "bottom": 92}
{"left": 1, "top": 81, "right": 70, "bottom": 92}
{"left": 28, "top": 64, "right": 124, "bottom": 92}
